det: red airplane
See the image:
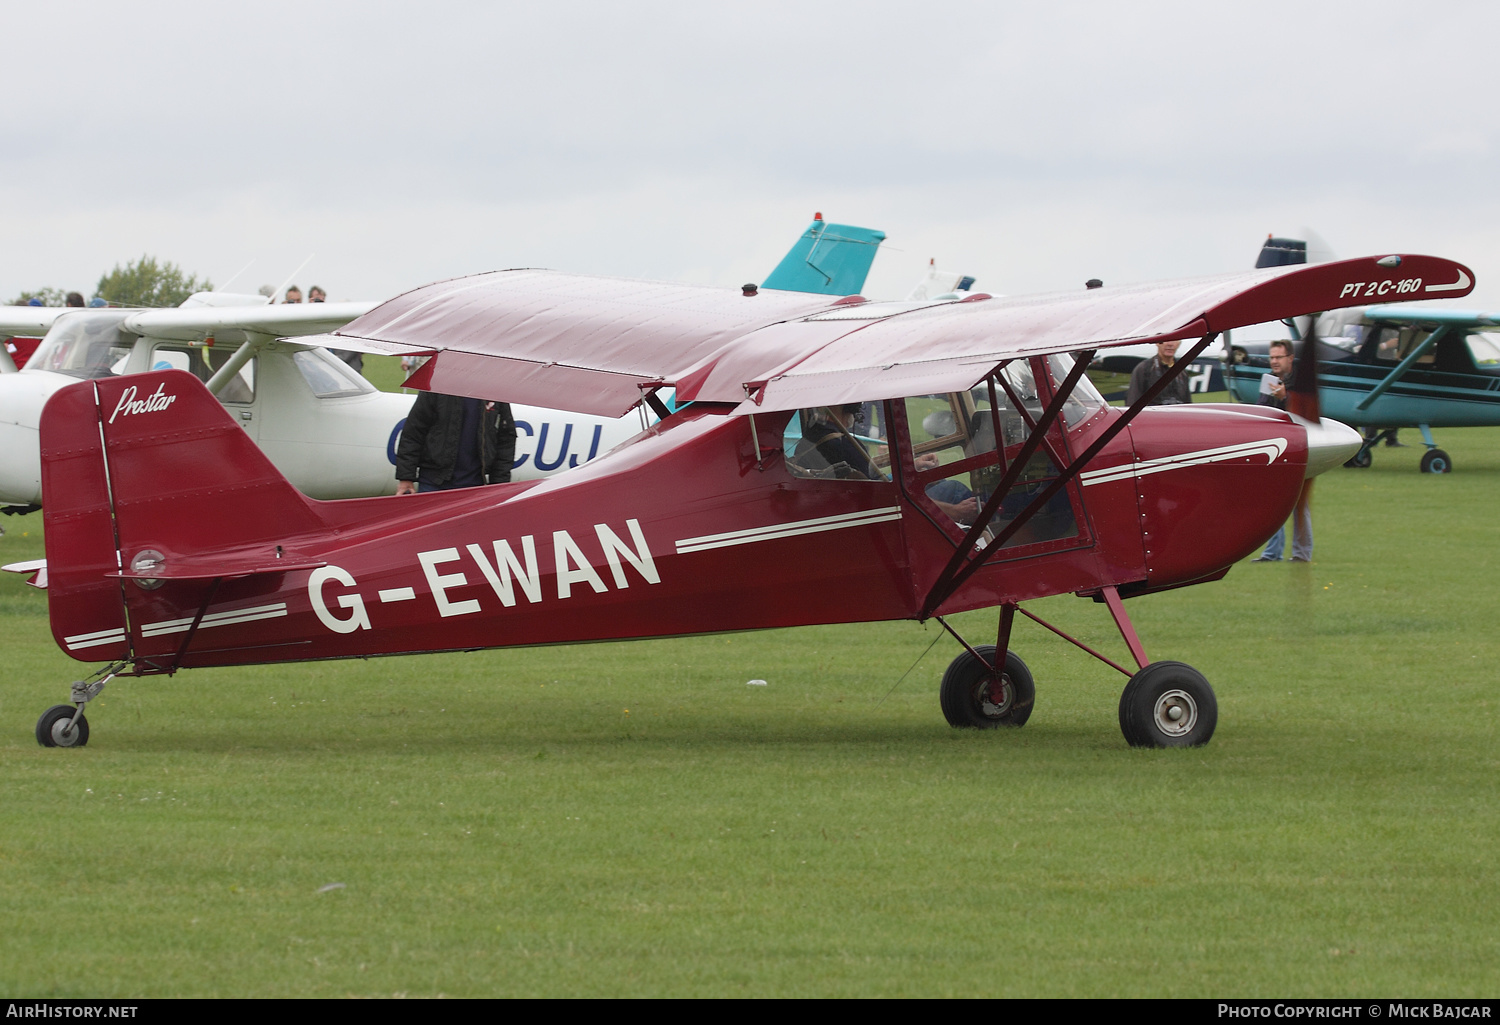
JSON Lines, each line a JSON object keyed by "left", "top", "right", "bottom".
{"left": 27, "top": 253, "right": 1474, "bottom": 749}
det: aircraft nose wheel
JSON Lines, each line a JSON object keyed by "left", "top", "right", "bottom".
{"left": 36, "top": 704, "right": 90, "bottom": 748}
{"left": 939, "top": 645, "right": 1035, "bottom": 729}
{"left": 1118, "top": 661, "right": 1217, "bottom": 748}
{"left": 1420, "top": 449, "right": 1452, "bottom": 474}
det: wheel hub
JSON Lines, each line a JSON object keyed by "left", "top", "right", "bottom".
{"left": 50, "top": 715, "right": 82, "bottom": 747}
{"left": 977, "top": 674, "right": 1013, "bottom": 717}
{"left": 1153, "top": 689, "right": 1198, "bottom": 737}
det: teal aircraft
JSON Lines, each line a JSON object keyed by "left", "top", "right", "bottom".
{"left": 1224, "top": 237, "right": 1499, "bottom": 473}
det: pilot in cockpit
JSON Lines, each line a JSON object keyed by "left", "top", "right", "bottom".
{"left": 791, "top": 404, "right": 883, "bottom": 480}
{"left": 789, "top": 403, "right": 982, "bottom": 525}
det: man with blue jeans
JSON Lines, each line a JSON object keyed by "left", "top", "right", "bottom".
{"left": 1254, "top": 340, "right": 1312, "bottom": 562}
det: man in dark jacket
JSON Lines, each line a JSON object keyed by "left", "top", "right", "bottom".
{"left": 1125, "top": 339, "right": 1192, "bottom": 406}
{"left": 395, "top": 392, "right": 517, "bottom": 494}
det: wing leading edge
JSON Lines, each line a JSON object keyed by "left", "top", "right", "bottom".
{"left": 307, "top": 255, "right": 1474, "bottom": 417}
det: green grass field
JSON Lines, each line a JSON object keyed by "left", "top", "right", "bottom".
{"left": 1, "top": 420, "right": 1497, "bottom": 997}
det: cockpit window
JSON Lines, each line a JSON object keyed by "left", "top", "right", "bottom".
{"left": 146, "top": 344, "right": 257, "bottom": 403}
{"left": 25, "top": 312, "right": 132, "bottom": 380}
{"left": 1467, "top": 333, "right": 1500, "bottom": 368}
{"left": 292, "top": 348, "right": 373, "bottom": 398}
{"left": 1372, "top": 327, "right": 1437, "bottom": 364}
{"left": 898, "top": 360, "right": 1082, "bottom": 548}
{"left": 1046, "top": 354, "right": 1108, "bottom": 426}
{"left": 785, "top": 406, "right": 886, "bottom": 481}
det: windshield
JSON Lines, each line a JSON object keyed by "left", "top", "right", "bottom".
{"left": 292, "top": 348, "right": 374, "bottom": 398}
{"left": 25, "top": 311, "right": 133, "bottom": 379}
{"left": 1047, "top": 354, "right": 1108, "bottom": 425}
{"left": 1467, "top": 332, "right": 1500, "bottom": 367}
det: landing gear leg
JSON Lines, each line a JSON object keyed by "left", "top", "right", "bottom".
{"left": 1417, "top": 425, "right": 1451, "bottom": 474}
{"left": 937, "top": 605, "right": 1035, "bottom": 728}
{"left": 1344, "top": 440, "right": 1374, "bottom": 469}
{"left": 36, "top": 667, "right": 119, "bottom": 749}
{"left": 1100, "top": 586, "right": 1217, "bottom": 747}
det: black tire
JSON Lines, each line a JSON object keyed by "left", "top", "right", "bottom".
{"left": 36, "top": 704, "right": 89, "bottom": 748}
{"left": 1118, "top": 662, "right": 1216, "bottom": 748}
{"left": 939, "top": 646, "right": 1035, "bottom": 729}
{"left": 1420, "top": 449, "right": 1452, "bottom": 474}
{"left": 1344, "top": 448, "right": 1372, "bottom": 469}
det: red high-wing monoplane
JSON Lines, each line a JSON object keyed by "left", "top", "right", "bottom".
{"left": 29, "top": 254, "right": 1474, "bottom": 748}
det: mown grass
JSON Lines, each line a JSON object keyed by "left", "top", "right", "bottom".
{"left": 0, "top": 427, "right": 1496, "bottom": 997}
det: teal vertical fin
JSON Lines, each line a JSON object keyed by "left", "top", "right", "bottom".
{"left": 762, "top": 216, "right": 886, "bottom": 296}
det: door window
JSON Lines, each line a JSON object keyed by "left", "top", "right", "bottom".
{"left": 902, "top": 359, "right": 1081, "bottom": 549}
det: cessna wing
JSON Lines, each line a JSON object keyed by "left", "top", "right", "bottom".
{"left": 0, "top": 307, "right": 76, "bottom": 340}
{"left": 309, "top": 255, "right": 1474, "bottom": 418}
{"left": 1362, "top": 305, "right": 1499, "bottom": 328}
{"left": 121, "top": 300, "right": 378, "bottom": 343}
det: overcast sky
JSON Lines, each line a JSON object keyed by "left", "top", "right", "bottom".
{"left": 3, "top": 1, "right": 1497, "bottom": 307}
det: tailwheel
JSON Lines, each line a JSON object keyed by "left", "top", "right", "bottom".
{"left": 1420, "top": 449, "right": 1452, "bottom": 474}
{"left": 1118, "top": 661, "right": 1217, "bottom": 748}
{"left": 36, "top": 704, "right": 90, "bottom": 748}
{"left": 939, "top": 645, "right": 1035, "bottom": 729}
{"left": 1344, "top": 447, "right": 1372, "bottom": 469}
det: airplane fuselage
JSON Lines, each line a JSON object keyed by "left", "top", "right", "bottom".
{"left": 40, "top": 369, "right": 1347, "bottom": 672}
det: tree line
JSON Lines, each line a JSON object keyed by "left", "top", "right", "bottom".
{"left": 8, "top": 256, "right": 212, "bottom": 308}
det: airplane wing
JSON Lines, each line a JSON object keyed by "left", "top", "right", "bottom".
{"left": 0, "top": 307, "right": 77, "bottom": 338}
{"left": 304, "top": 270, "right": 844, "bottom": 413}
{"left": 1363, "top": 305, "right": 1499, "bottom": 327}
{"left": 309, "top": 255, "right": 1474, "bottom": 418}
{"left": 121, "top": 301, "right": 378, "bottom": 341}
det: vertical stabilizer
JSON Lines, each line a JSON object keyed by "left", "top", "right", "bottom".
{"left": 762, "top": 214, "right": 886, "bottom": 296}
{"left": 1256, "top": 236, "right": 1308, "bottom": 269}
{"left": 40, "top": 370, "right": 328, "bottom": 662}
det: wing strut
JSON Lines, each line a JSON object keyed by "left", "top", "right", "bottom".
{"left": 919, "top": 326, "right": 1215, "bottom": 618}
{"left": 204, "top": 333, "right": 271, "bottom": 396}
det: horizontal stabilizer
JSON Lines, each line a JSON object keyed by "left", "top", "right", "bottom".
{"left": 1, "top": 558, "right": 47, "bottom": 589}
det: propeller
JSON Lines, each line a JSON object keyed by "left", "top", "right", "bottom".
{"left": 1287, "top": 315, "right": 1321, "bottom": 422}
{"left": 1286, "top": 314, "right": 1321, "bottom": 540}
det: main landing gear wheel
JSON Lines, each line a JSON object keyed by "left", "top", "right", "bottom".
{"left": 1344, "top": 448, "right": 1372, "bottom": 469}
{"left": 1420, "top": 449, "right": 1452, "bottom": 474}
{"left": 940, "top": 645, "right": 1035, "bottom": 729}
{"left": 36, "top": 704, "right": 90, "bottom": 748}
{"left": 1118, "top": 662, "right": 1216, "bottom": 748}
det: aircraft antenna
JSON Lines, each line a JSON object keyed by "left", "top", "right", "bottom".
{"left": 215, "top": 259, "right": 255, "bottom": 293}
{"left": 269, "top": 254, "right": 316, "bottom": 304}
